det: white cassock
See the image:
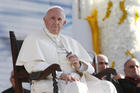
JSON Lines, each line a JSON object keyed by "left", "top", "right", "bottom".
{"left": 16, "top": 28, "right": 117, "bottom": 93}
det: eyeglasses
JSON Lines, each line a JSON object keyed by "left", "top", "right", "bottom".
{"left": 129, "top": 65, "right": 139, "bottom": 69}
{"left": 98, "top": 62, "right": 109, "bottom": 65}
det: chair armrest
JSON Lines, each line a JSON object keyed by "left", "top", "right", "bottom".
{"left": 94, "top": 68, "right": 117, "bottom": 79}
{"left": 15, "top": 66, "right": 30, "bottom": 82}
{"left": 30, "top": 64, "right": 61, "bottom": 80}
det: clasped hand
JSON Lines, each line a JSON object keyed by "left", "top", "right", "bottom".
{"left": 66, "top": 53, "right": 81, "bottom": 69}
{"left": 60, "top": 73, "right": 79, "bottom": 84}
{"left": 60, "top": 54, "right": 80, "bottom": 84}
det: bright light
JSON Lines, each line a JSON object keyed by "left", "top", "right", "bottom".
{"left": 89, "top": 0, "right": 94, "bottom": 6}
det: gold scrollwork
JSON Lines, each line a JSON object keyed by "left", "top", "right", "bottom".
{"left": 118, "top": 0, "right": 127, "bottom": 24}
{"left": 102, "top": 1, "right": 113, "bottom": 21}
{"left": 125, "top": 50, "right": 135, "bottom": 58}
{"left": 134, "top": 9, "right": 139, "bottom": 25}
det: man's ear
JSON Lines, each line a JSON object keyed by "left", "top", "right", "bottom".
{"left": 63, "top": 20, "right": 66, "bottom": 25}
{"left": 124, "top": 68, "right": 126, "bottom": 74}
{"left": 92, "top": 63, "right": 95, "bottom": 67}
{"left": 43, "top": 16, "right": 47, "bottom": 22}
{"left": 43, "top": 17, "right": 48, "bottom": 26}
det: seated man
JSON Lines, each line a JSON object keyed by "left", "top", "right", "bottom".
{"left": 16, "top": 6, "right": 117, "bottom": 93}
{"left": 92, "top": 54, "right": 124, "bottom": 93}
{"left": 118, "top": 58, "right": 140, "bottom": 93}
{"left": 2, "top": 71, "right": 30, "bottom": 93}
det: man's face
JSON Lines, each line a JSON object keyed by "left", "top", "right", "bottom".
{"left": 43, "top": 8, "right": 66, "bottom": 35}
{"left": 124, "top": 59, "right": 140, "bottom": 79}
{"left": 97, "top": 55, "right": 109, "bottom": 72}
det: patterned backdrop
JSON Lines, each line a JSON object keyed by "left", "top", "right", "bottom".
{"left": 0, "top": 0, "right": 72, "bottom": 92}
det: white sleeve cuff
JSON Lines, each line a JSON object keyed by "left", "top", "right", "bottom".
{"left": 77, "top": 60, "right": 95, "bottom": 74}
{"left": 56, "top": 71, "right": 63, "bottom": 78}
{"left": 77, "top": 62, "right": 87, "bottom": 72}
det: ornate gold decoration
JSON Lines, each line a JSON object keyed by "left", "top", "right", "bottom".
{"left": 86, "top": 8, "right": 100, "bottom": 54}
{"left": 111, "top": 61, "right": 115, "bottom": 68}
{"left": 134, "top": 9, "right": 139, "bottom": 25}
{"left": 125, "top": 50, "right": 135, "bottom": 58}
{"left": 102, "top": 1, "right": 113, "bottom": 21}
{"left": 118, "top": 0, "right": 127, "bottom": 24}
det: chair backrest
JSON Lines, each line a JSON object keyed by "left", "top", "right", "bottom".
{"left": 9, "top": 31, "right": 30, "bottom": 93}
{"left": 9, "top": 31, "right": 62, "bottom": 93}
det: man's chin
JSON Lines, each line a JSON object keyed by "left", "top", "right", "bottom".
{"left": 131, "top": 74, "right": 139, "bottom": 78}
{"left": 51, "top": 30, "right": 60, "bottom": 35}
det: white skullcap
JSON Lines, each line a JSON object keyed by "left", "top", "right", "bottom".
{"left": 46, "top": 6, "right": 65, "bottom": 13}
{"left": 45, "top": 6, "right": 66, "bottom": 18}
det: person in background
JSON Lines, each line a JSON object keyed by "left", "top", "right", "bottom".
{"left": 92, "top": 54, "right": 123, "bottom": 80}
{"left": 92, "top": 54, "right": 124, "bottom": 93}
{"left": 2, "top": 71, "right": 30, "bottom": 93}
{"left": 118, "top": 58, "right": 140, "bottom": 93}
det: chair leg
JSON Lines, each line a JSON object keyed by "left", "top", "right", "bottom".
{"left": 52, "top": 71, "right": 58, "bottom": 93}
{"left": 15, "top": 79, "right": 23, "bottom": 93}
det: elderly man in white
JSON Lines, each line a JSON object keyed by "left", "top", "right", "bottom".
{"left": 16, "top": 6, "right": 117, "bottom": 93}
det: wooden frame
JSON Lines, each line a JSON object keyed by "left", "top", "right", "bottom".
{"left": 9, "top": 31, "right": 61, "bottom": 93}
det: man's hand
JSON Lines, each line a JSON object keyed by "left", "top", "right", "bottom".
{"left": 67, "top": 54, "right": 81, "bottom": 69}
{"left": 60, "top": 73, "right": 79, "bottom": 84}
{"left": 137, "top": 83, "right": 140, "bottom": 87}
{"left": 113, "top": 74, "right": 124, "bottom": 80}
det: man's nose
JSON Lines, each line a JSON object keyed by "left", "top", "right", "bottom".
{"left": 102, "top": 64, "right": 107, "bottom": 69}
{"left": 134, "top": 66, "right": 138, "bottom": 70}
{"left": 54, "top": 19, "right": 59, "bottom": 24}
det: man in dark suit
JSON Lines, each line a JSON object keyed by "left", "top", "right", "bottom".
{"left": 92, "top": 54, "right": 124, "bottom": 93}
{"left": 2, "top": 71, "right": 30, "bottom": 93}
{"left": 118, "top": 58, "right": 140, "bottom": 93}
{"left": 92, "top": 54, "right": 124, "bottom": 80}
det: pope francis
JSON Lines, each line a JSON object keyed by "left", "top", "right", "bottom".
{"left": 16, "top": 6, "right": 117, "bottom": 93}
